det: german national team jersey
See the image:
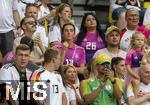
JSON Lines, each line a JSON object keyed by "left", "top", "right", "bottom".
{"left": 55, "top": 43, "right": 86, "bottom": 67}
{"left": 80, "top": 32, "right": 105, "bottom": 62}
{"left": 125, "top": 49, "right": 143, "bottom": 68}
{"left": 0, "top": 63, "right": 33, "bottom": 105}
{"left": 120, "top": 28, "right": 135, "bottom": 52}
{"left": 30, "top": 70, "right": 65, "bottom": 105}
{"left": 0, "top": 63, "right": 32, "bottom": 85}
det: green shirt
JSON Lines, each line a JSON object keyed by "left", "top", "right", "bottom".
{"left": 84, "top": 77, "right": 117, "bottom": 105}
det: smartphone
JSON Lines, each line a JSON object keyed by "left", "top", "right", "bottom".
{"left": 103, "top": 64, "right": 111, "bottom": 71}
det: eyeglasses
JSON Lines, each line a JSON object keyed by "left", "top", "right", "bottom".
{"left": 128, "top": 14, "right": 139, "bottom": 19}
{"left": 25, "top": 21, "right": 37, "bottom": 25}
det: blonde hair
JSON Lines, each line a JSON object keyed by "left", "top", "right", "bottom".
{"left": 61, "top": 64, "right": 78, "bottom": 87}
{"left": 62, "top": 64, "right": 76, "bottom": 74}
{"left": 130, "top": 31, "right": 146, "bottom": 49}
{"left": 54, "top": 3, "right": 73, "bottom": 25}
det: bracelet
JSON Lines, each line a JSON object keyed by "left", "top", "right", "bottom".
{"left": 111, "top": 79, "right": 116, "bottom": 84}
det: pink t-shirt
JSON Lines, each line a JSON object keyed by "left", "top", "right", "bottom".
{"left": 125, "top": 49, "right": 143, "bottom": 68}
{"left": 55, "top": 43, "right": 86, "bottom": 67}
{"left": 2, "top": 51, "right": 14, "bottom": 65}
{"left": 80, "top": 32, "right": 105, "bottom": 62}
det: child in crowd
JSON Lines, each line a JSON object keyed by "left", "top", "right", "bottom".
{"left": 125, "top": 31, "right": 146, "bottom": 96}
{"left": 137, "top": 24, "right": 150, "bottom": 64}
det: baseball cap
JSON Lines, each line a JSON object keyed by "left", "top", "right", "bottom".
{"left": 96, "top": 53, "right": 111, "bottom": 65}
{"left": 105, "top": 25, "right": 120, "bottom": 36}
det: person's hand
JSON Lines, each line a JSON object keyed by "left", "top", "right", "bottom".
{"left": 144, "top": 92, "right": 150, "bottom": 101}
{"left": 137, "top": 90, "right": 145, "bottom": 97}
{"left": 15, "top": 28, "right": 22, "bottom": 37}
{"left": 34, "top": 36, "right": 42, "bottom": 47}
{"left": 137, "top": 91, "right": 150, "bottom": 99}
{"left": 62, "top": 41, "right": 69, "bottom": 50}
{"left": 104, "top": 69, "right": 115, "bottom": 81}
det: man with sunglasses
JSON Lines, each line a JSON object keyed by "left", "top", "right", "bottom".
{"left": 13, "top": 16, "right": 46, "bottom": 65}
{"left": 25, "top": 3, "right": 48, "bottom": 49}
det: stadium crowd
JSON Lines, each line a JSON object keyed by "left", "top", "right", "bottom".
{"left": 0, "top": 0, "right": 150, "bottom": 105}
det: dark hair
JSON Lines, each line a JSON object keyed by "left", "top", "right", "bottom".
{"left": 43, "top": 48, "right": 59, "bottom": 65}
{"left": 15, "top": 44, "right": 31, "bottom": 55}
{"left": 61, "top": 23, "right": 75, "bottom": 34}
{"left": 76, "top": 12, "right": 106, "bottom": 45}
{"left": 111, "top": 57, "right": 124, "bottom": 77}
{"left": 25, "top": 3, "right": 37, "bottom": 13}
{"left": 20, "top": 36, "right": 34, "bottom": 51}
{"left": 20, "top": 16, "right": 35, "bottom": 30}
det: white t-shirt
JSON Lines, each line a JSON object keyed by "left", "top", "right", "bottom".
{"left": 110, "top": 0, "right": 123, "bottom": 11}
{"left": 38, "top": 5, "right": 50, "bottom": 20}
{"left": 18, "top": 1, "right": 26, "bottom": 20}
{"left": 0, "top": 63, "right": 32, "bottom": 82}
{"left": 13, "top": 25, "right": 48, "bottom": 56}
{"left": 0, "top": 0, "right": 18, "bottom": 33}
{"left": 127, "top": 82, "right": 150, "bottom": 105}
{"left": 65, "top": 86, "right": 76, "bottom": 102}
{"left": 93, "top": 48, "right": 127, "bottom": 59}
{"left": 18, "top": 0, "right": 36, "bottom": 20}
{"left": 110, "top": 0, "right": 141, "bottom": 12}
{"left": 120, "top": 28, "right": 136, "bottom": 52}
{"left": 139, "top": 83, "right": 150, "bottom": 105}
{"left": 13, "top": 35, "right": 43, "bottom": 60}
{"left": 143, "top": 8, "right": 150, "bottom": 25}
{"left": 0, "top": 63, "right": 32, "bottom": 105}
{"left": 36, "top": 70, "right": 65, "bottom": 105}
{"left": 48, "top": 24, "right": 79, "bottom": 43}
{"left": 33, "top": 25, "right": 48, "bottom": 48}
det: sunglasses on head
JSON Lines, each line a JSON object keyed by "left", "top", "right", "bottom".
{"left": 25, "top": 21, "right": 37, "bottom": 25}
